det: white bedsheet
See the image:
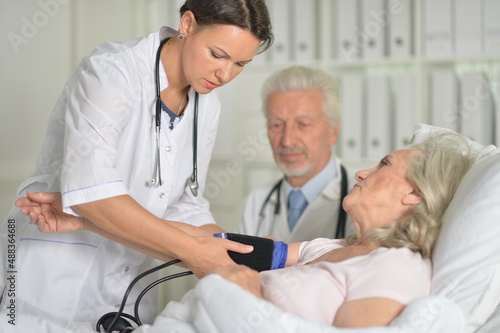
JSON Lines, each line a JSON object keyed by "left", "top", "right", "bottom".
{"left": 135, "top": 274, "right": 468, "bottom": 333}
{"left": 0, "top": 274, "right": 470, "bottom": 333}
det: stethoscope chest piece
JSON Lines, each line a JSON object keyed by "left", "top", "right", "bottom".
{"left": 188, "top": 177, "right": 199, "bottom": 197}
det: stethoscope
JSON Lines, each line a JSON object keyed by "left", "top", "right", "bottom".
{"left": 149, "top": 37, "right": 199, "bottom": 197}
{"left": 257, "top": 164, "right": 349, "bottom": 239}
{"left": 96, "top": 259, "right": 193, "bottom": 333}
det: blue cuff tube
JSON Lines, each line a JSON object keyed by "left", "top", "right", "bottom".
{"left": 271, "top": 241, "right": 288, "bottom": 270}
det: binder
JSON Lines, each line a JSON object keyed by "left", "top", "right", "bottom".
{"left": 335, "top": 0, "right": 361, "bottom": 61}
{"left": 212, "top": 83, "right": 237, "bottom": 158}
{"left": 455, "top": 0, "right": 483, "bottom": 57}
{"left": 423, "top": 0, "right": 454, "bottom": 58}
{"left": 388, "top": 0, "right": 413, "bottom": 59}
{"left": 360, "top": 0, "right": 386, "bottom": 59}
{"left": 366, "top": 75, "right": 391, "bottom": 159}
{"left": 268, "top": 0, "right": 291, "bottom": 63}
{"left": 459, "top": 72, "right": 494, "bottom": 145}
{"left": 339, "top": 73, "right": 364, "bottom": 160}
{"left": 291, "top": 0, "right": 318, "bottom": 62}
{"left": 430, "top": 69, "right": 459, "bottom": 132}
{"left": 496, "top": 70, "right": 500, "bottom": 147}
{"left": 484, "top": 0, "right": 500, "bottom": 56}
{"left": 393, "top": 72, "right": 415, "bottom": 149}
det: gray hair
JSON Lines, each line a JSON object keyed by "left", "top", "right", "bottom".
{"left": 261, "top": 66, "right": 341, "bottom": 127}
{"left": 345, "top": 132, "right": 476, "bottom": 258}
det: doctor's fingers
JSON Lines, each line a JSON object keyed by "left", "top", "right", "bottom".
{"left": 15, "top": 197, "right": 43, "bottom": 219}
{"left": 183, "top": 238, "right": 249, "bottom": 277}
{"left": 222, "top": 238, "right": 254, "bottom": 254}
{"left": 15, "top": 196, "right": 37, "bottom": 210}
{"left": 26, "top": 191, "right": 62, "bottom": 207}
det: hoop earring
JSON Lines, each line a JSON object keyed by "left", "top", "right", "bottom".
{"left": 178, "top": 34, "right": 185, "bottom": 40}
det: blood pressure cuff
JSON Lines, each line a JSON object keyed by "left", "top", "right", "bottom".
{"left": 214, "top": 233, "right": 288, "bottom": 272}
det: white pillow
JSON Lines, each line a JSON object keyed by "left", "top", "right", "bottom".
{"left": 410, "top": 123, "right": 499, "bottom": 162}
{"left": 411, "top": 124, "right": 500, "bottom": 332}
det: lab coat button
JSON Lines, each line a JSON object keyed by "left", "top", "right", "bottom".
{"left": 165, "top": 146, "right": 171, "bottom": 152}
{"left": 159, "top": 193, "right": 165, "bottom": 198}
{"left": 124, "top": 266, "right": 129, "bottom": 272}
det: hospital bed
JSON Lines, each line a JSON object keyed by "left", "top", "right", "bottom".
{"left": 3, "top": 124, "right": 500, "bottom": 333}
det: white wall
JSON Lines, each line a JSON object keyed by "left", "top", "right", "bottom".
{"left": 1, "top": 0, "right": 72, "bottom": 218}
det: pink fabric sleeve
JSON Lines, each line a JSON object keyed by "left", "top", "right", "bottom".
{"left": 298, "top": 238, "right": 344, "bottom": 264}
{"left": 346, "top": 247, "right": 432, "bottom": 305}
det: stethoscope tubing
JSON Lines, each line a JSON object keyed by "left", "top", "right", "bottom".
{"left": 151, "top": 37, "right": 199, "bottom": 196}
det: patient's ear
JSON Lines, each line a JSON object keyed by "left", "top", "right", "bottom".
{"left": 402, "top": 189, "right": 423, "bottom": 206}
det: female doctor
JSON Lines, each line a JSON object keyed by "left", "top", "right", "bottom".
{"left": 0, "top": 0, "right": 273, "bottom": 329}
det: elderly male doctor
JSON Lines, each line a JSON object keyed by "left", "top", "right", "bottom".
{"left": 238, "top": 66, "right": 356, "bottom": 243}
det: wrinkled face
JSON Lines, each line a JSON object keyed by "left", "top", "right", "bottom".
{"left": 266, "top": 89, "right": 338, "bottom": 185}
{"left": 180, "top": 23, "right": 260, "bottom": 94}
{"left": 343, "top": 149, "right": 422, "bottom": 230}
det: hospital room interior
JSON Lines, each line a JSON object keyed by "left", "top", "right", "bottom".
{"left": 1, "top": 0, "right": 500, "bottom": 332}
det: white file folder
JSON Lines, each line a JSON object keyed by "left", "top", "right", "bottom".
{"left": 460, "top": 72, "right": 494, "bottom": 145}
{"left": 291, "top": 0, "right": 318, "bottom": 62}
{"left": 335, "top": 0, "right": 361, "bottom": 61}
{"left": 388, "top": 0, "right": 413, "bottom": 59}
{"left": 455, "top": 0, "right": 483, "bottom": 57}
{"left": 496, "top": 70, "right": 500, "bottom": 147}
{"left": 360, "top": 0, "right": 386, "bottom": 59}
{"left": 268, "top": 0, "right": 291, "bottom": 63}
{"left": 393, "top": 72, "right": 415, "bottom": 149}
{"left": 423, "top": 0, "right": 454, "bottom": 58}
{"left": 484, "top": 0, "right": 500, "bottom": 56}
{"left": 339, "top": 73, "right": 364, "bottom": 160}
{"left": 366, "top": 75, "right": 391, "bottom": 159}
{"left": 431, "top": 70, "right": 459, "bottom": 132}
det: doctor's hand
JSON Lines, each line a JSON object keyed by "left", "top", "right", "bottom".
{"left": 15, "top": 191, "right": 86, "bottom": 233}
{"left": 179, "top": 236, "right": 254, "bottom": 278}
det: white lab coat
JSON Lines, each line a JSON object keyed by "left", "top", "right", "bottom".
{"left": 238, "top": 159, "right": 357, "bottom": 243}
{"left": 0, "top": 27, "right": 219, "bottom": 330}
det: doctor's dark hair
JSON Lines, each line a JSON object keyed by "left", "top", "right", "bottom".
{"left": 261, "top": 66, "right": 341, "bottom": 129}
{"left": 344, "top": 132, "right": 476, "bottom": 258}
{"left": 179, "top": 0, "right": 273, "bottom": 54}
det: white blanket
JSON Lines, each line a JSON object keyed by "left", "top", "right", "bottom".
{"left": 0, "top": 274, "right": 469, "bottom": 333}
{"left": 135, "top": 274, "right": 468, "bottom": 333}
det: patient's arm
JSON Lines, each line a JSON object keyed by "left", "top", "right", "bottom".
{"left": 333, "top": 297, "right": 405, "bottom": 328}
{"left": 285, "top": 242, "right": 302, "bottom": 266}
{"left": 211, "top": 264, "right": 263, "bottom": 298}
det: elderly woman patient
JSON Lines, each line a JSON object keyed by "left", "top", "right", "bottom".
{"left": 16, "top": 132, "right": 475, "bottom": 329}
{"left": 213, "top": 132, "right": 475, "bottom": 328}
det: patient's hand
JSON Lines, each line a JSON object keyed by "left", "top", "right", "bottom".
{"left": 211, "top": 264, "right": 262, "bottom": 298}
{"left": 15, "top": 191, "right": 86, "bottom": 233}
